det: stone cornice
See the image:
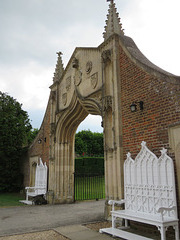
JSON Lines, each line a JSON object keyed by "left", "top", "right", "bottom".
{"left": 118, "top": 34, "right": 180, "bottom": 84}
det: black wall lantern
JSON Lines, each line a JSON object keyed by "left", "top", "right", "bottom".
{"left": 139, "top": 101, "right": 144, "bottom": 110}
{"left": 130, "top": 103, "right": 137, "bottom": 112}
{"left": 130, "top": 101, "right": 144, "bottom": 112}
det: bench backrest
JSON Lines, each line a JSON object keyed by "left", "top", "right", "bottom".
{"left": 34, "top": 158, "right": 47, "bottom": 195}
{"left": 124, "top": 141, "right": 177, "bottom": 218}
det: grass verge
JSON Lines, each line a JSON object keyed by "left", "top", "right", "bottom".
{"left": 0, "top": 192, "right": 25, "bottom": 207}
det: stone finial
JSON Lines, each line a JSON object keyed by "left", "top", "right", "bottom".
{"left": 103, "top": 0, "right": 124, "bottom": 41}
{"left": 53, "top": 52, "right": 64, "bottom": 83}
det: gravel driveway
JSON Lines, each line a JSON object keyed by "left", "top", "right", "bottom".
{"left": 0, "top": 200, "right": 105, "bottom": 237}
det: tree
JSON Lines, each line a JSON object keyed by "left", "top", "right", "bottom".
{"left": 27, "top": 128, "right": 39, "bottom": 144}
{"left": 75, "top": 136, "right": 87, "bottom": 156}
{"left": 0, "top": 92, "right": 32, "bottom": 192}
{"left": 75, "top": 130, "right": 104, "bottom": 156}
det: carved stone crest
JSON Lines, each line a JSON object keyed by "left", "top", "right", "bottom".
{"left": 62, "top": 93, "right": 67, "bottom": 106}
{"left": 86, "top": 61, "right": 92, "bottom": 74}
{"left": 104, "top": 145, "right": 114, "bottom": 153}
{"left": 74, "top": 70, "right": 82, "bottom": 86}
{"left": 91, "top": 72, "right": 98, "bottom": 89}
{"left": 103, "top": 95, "right": 113, "bottom": 111}
{"left": 66, "top": 77, "right": 71, "bottom": 91}
{"left": 72, "top": 57, "right": 79, "bottom": 69}
{"left": 101, "top": 49, "right": 112, "bottom": 63}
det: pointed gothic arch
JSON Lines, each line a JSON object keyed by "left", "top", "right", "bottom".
{"left": 49, "top": 89, "right": 102, "bottom": 203}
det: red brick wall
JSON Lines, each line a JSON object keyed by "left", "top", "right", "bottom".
{"left": 119, "top": 45, "right": 180, "bottom": 159}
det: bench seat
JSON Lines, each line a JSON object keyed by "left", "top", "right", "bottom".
{"left": 111, "top": 209, "right": 179, "bottom": 225}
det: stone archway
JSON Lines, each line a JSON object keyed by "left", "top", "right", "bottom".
{"left": 49, "top": 93, "right": 100, "bottom": 204}
{"left": 47, "top": 40, "right": 124, "bottom": 210}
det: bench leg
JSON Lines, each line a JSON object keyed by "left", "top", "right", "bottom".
{"left": 174, "top": 225, "right": 179, "bottom": 240}
{"left": 112, "top": 215, "right": 116, "bottom": 236}
{"left": 26, "top": 191, "right": 28, "bottom": 201}
{"left": 125, "top": 219, "right": 129, "bottom": 228}
{"left": 158, "top": 226, "right": 166, "bottom": 240}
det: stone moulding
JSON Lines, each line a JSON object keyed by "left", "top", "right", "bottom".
{"left": 66, "top": 76, "right": 71, "bottom": 91}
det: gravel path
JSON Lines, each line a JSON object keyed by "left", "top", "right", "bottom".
{"left": 0, "top": 230, "right": 69, "bottom": 240}
{"left": 0, "top": 200, "right": 105, "bottom": 237}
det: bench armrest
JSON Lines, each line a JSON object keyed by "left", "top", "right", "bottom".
{"left": 25, "top": 187, "right": 35, "bottom": 190}
{"left": 108, "top": 199, "right": 125, "bottom": 211}
{"left": 26, "top": 187, "right": 46, "bottom": 189}
{"left": 157, "top": 206, "right": 177, "bottom": 220}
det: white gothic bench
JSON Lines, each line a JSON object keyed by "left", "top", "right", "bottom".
{"left": 100, "top": 141, "right": 179, "bottom": 240}
{"left": 20, "top": 158, "right": 47, "bottom": 205}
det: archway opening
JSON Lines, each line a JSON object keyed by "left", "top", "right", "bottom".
{"left": 49, "top": 95, "right": 105, "bottom": 204}
{"left": 74, "top": 114, "right": 105, "bottom": 201}
{"left": 77, "top": 115, "right": 103, "bottom": 133}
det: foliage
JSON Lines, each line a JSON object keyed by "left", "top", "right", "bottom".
{"left": 75, "top": 157, "right": 104, "bottom": 175}
{"left": 27, "top": 128, "right": 39, "bottom": 144}
{"left": 0, "top": 92, "right": 32, "bottom": 192}
{"left": 75, "top": 130, "right": 104, "bottom": 156}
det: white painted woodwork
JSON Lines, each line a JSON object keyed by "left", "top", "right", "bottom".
{"left": 20, "top": 159, "right": 47, "bottom": 205}
{"left": 100, "top": 141, "right": 179, "bottom": 240}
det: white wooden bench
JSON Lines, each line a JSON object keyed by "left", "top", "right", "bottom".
{"left": 20, "top": 158, "right": 47, "bottom": 205}
{"left": 100, "top": 141, "right": 179, "bottom": 240}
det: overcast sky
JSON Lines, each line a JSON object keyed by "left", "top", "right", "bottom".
{"left": 0, "top": 0, "right": 180, "bottom": 132}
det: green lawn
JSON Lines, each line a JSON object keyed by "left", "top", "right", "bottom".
{"left": 0, "top": 193, "right": 25, "bottom": 207}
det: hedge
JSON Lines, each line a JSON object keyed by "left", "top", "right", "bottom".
{"left": 75, "top": 157, "right": 104, "bottom": 175}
